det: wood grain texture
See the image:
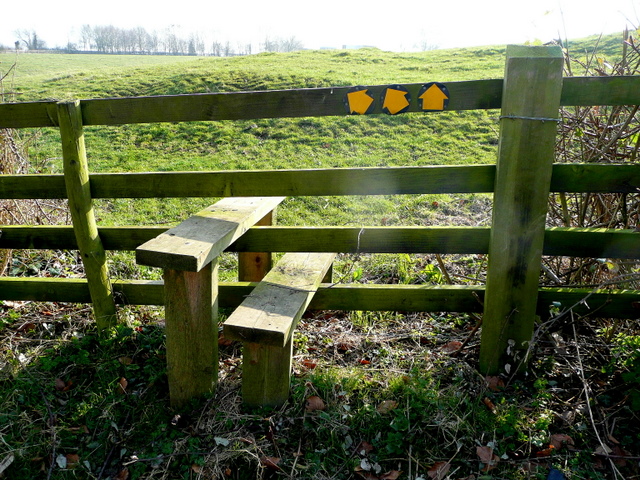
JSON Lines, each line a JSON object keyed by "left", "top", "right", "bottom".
{"left": 164, "top": 262, "right": 218, "bottom": 408}
{"left": 0, "top": 278, "right": 636, "bottom": 318}
{"left": 57, "top": 100, "right": 117, "bottom": 330}
{"left": 480, "top": 45, "right": 564, "bottom": 375}
{"left": 224, "top": 252, "right": 336, "bottom": 347}
{"left": 136, "top": 197, "right": 284, "bottom": 271}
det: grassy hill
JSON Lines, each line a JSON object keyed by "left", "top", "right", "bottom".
{"left": 1, "top": 33, "right": 638, "bottom": 480}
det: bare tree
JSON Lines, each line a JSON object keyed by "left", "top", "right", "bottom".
{"left": 14, "top": 29, "right": 46, "bottom": 50}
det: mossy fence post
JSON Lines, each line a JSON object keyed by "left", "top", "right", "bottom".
{"left": 57, "top": 100, "right": 117, "bottom": 330}
{"left": 479, "top": 45, "right": 564, "bottom": 375}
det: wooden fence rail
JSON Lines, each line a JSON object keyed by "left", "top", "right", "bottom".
{"left": 1, "top": 45, "right": 639, "bottom": 402}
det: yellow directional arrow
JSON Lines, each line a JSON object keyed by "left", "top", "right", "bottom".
{"left": 419, "top": 84, "right": 449, "bottom": 111}
{"left": 383, "top": 88, "right": 410, "bottom": 115}
{"left": 347, "top": 89, "right": 374, "bottom": 114}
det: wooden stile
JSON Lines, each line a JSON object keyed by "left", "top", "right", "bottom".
{"left": 224, "top": 252, "right": 336, "bottom": 408}
{"left": 136, "top": 197, "right": 283, "bottom": 407}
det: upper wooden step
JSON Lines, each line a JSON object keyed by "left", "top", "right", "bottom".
{"left": 136, "top": 197, "right": 284, "bottom": 272}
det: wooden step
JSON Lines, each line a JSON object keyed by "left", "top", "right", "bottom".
{"left": 223, "top": 252, "right": 336, "bottom": 408}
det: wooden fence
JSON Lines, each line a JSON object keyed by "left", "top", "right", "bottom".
{"left": 1, "top": 45, "right": 639, "bottom": 385}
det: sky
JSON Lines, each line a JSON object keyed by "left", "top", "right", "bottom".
{"left": 1, "top": 0, "right": 639, "bottom": 52}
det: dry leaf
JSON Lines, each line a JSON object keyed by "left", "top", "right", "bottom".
{"left": 305, "top": 395, "right": 325, "bottom": 412}
{"left": 191, "top": 464, "right": 203, "bottom": 474}
{"left": 118, "top": 356, "right": 133, "bottom": 365}
{"left": 301, "top": 359, "right": 317, "bottom": 369}
{"left": 482, "top": 397, "right": 496, "bottom": 413}
{"left": 354, "top": 440, "right": 374, "bottom": 456}
{"left": 116, "top": 377, "right": 128, "bottom": 395}
{"left": 549, "top": 434, "right": 574, "bottom": 450}
{"left": 485, "top": 375, "right": 505, "bottom": 391}
{"left": 476, "top": 445, "right": 499, "bottom": 470}
{"left": 427, "top": 461, "right": 451, "bottom": 480}
{"left": 55, "top": 378, "right": 66, "bottom": 391}
{"left": 115, "top": 468, "right": 129, "bottom": 480}
{"left": 441, "top": 340, "right": 462, "bottom": 353}
{"left": 354, "top": 468, "right": 379, "bottom": 480}
{"left": 65, "top": 454, "right": 80, "bottom": 467}
{"left": 260, "top": 456, "right": 281, "bottom": 471}
{"left": 380, "top": 470, "right": 402, "bottom": 480}
{"left": 376, "top": 400, "right": 399, "bottom": 414}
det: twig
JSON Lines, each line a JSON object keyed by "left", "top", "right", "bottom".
{"left": 39, "top": 389, "right": 57, "bottom": 480}
{"left": 571, "top": 315, "right": 625, "bottom": 480}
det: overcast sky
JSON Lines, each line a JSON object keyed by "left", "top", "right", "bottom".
{"left": 1, "top": 0, "right": 638, "bottom": 51}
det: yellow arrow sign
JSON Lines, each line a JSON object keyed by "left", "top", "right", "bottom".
{"left": 419, "top": 83, "right": 449, "bottom": 111}
{"left": 382, "top": 86, "right": 410, "bottom": 115}
{"left": 346, "top": 88, "right": 375, "bottom": 115}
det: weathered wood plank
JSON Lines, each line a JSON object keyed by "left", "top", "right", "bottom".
{"left": 3, "top": 76, "right": 640, "bottom": 129}
{"left": 164, "top": 263, "right": 218, "bottom": 407}
{"left": 136, "top": 197, "right": 284, "bottom": 271}
{"left": 238, "top": 210, "right": 274, "bottom": 282}
{"left": 225, "top": 252, "right": 335, "bottom": 408}
{"left": 480, "top": 45, "right": 564, "bottom": 375}
{"left": 561, "top": 75, "right": 640, "bottom": 106}
{"left": 0, "top": 278, "right": 637, "bottom": 318}
{"left": 58, "top": 100, "right": 117, "bottom": 330}
{"left": 1, "top": 164, "right": 637, "bottom": 200}
{"left": 87, "top": 166, "right": 496, "bottom": 198}
{"left": 1, "top": 225, "right": 638, "bottom": 259}
{"left": 224, "top": 252, "right": 336, "bottom": 347}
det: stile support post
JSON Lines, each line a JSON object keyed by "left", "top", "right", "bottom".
{"left": 57, "top": 100, "right": 117, "bottom": 330}
{"left": 238, "top": 210, "right": 274, "bottom": 282}
{"left": 479, "top": 45, "right": 564, "bottom": 376}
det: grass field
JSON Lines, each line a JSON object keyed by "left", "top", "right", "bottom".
{"left": 1, "top": 33, "right": 639, "bottom": 480}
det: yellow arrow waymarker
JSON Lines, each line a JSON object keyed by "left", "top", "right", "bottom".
{"left": 419, "top": 83, "right": 449, "bottom": 111}
{"left": 346, "top": 89, "right": 375, "bottom": 115}
{"left": 382, "top": 87, "right": 410, "bottom": 115}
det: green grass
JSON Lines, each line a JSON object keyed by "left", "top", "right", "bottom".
{"left": 1, "top": 32, "right": 639, "bottom": 479}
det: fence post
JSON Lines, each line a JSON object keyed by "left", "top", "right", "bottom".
{"left": 164, "top": 262, "right": 218, "bottom": 407}
{"left": 57, "top": 100, "right": 117, "bottom": 330}
{"left": 238, "top": 210, "right": 274, "bottom": 281}
{"left": 479, "top": 45, "right": 564, "bottom": 375}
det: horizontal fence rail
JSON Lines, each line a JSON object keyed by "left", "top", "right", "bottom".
{"left": 0, "top": 277, "right": 637, "bottom": 319}
{"left": 2, "top": 76, "right": 640, "bottom": 129}
{"left": 0, "top": 225, "right": 638, "bottom": 258}
{"left": 1, "top": 164, "right": 639, "bottom": 199}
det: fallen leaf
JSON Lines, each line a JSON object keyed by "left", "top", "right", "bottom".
{"left": 65, "top": 454, "right": 80, "bottom": 467}
{"left": 485, "top": 375, "right": 505, "bottom": 391}
{"left": 354, "top": 440, "right": 374, "bottom": 456}
{"left": 380, "top": 470, "right": 402, "bottom": 480}
{"left": 260, "top": 456, "right": 281, "bottom": 471}
{"left": 55, "top": 378, "right": 66, "bottom": 391}
{"left": 115, "top": 468, "right": 129, "bottom": 480}
{"left": 376, "top": 400, "right": 399, "bottom": 414}
{"left": 354, "top": 467, "right": 379, "bottom": 480}
{"left": 116, "top": 377, "right": 128, "bottom": 395}
{"left": 427, "top": 461, "right": 451, "bottom": 480}
{"left": 359, "top": 359, "right": 371, "bottom": 365}
{"left": 482, "top": 397, "right": 496, "bottom": 413}
{"left": 536, "top": 445, "right": 556, "bottom": 457}
{"left": 305, "top": 395, "right": 325, "bottom": 412}
{"left": 118, "top": 356, "right": 133, "bottom": 365}
{"left": 611, "top": 445, "right": 631, "bottom": 467}
{"left": 191, "top": 464, "right": 203, "bottom": 474}
{"left": 549, "top": 434, "right": 574, "bottom": 450}
{"left": 301, "top": 359, "right": 317, "bottom": 369}
{"left": 476, "top": 445, "right": 499, "bottom": 471}
{"left": 441, "top": 340, "right": 462, "bottom": 353}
